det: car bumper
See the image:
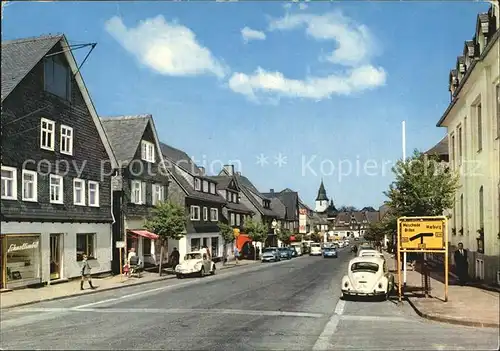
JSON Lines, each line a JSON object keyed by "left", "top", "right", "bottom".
{"left": 310, "top": 252, "right": 322, "bottom": 256}
{"left": 323, "top": 254, "right": 337, "bottom": 258}
{"left": 261, "top": 257, "right": 276, "bottom": 262}
{"left": 175, "top": 269, "right": 197, "bottom": 274}
{"left": 341, "top": 289, "right": 387, "bottom": 296}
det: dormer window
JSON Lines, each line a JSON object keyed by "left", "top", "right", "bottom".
{"left": 202, "top": 180, "right": 209, "bottom": 192}
{"left": 141, "top": 140, "right": 155, "bottom": 163}
{"left": 44, "top": 55, "right": 71, "bottom": 100}
{"left": 194, "top": 178, "right": 201, "bottom": 191}
{"left": 209, "top": 183, "right": 216, "bottom": 194}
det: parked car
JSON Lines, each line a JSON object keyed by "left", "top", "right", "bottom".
{"left": 341, "top": 256, "right": 394, "bottom": 300}
{"left": 309, "top": 243, "right": 322, "bottom": 256}
{"left": 288, "top": 246, "right": 298, "bottom": 257}
{"left": 175, "top": 251, "right": 216, "bottom": 279}
{"left": 261, "top": 247, "right": 280, "bottom": 262}
{"left": 323, "top": 247, "right": 338, "bottom": 258}
{"left": 278, "top": 247, "right": 292, "bottom": 260}
{"left": 358, "top": 249, "right": 383, "bottom": 259}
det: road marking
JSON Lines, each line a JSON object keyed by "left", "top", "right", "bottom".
{"left": 312, "top": 314, "right": 340, "bottom": 350}
{"left": 334, "top": 299, "right": 346, "bottom": 315}
{"left": 340, "top": 315, "right": 409, "bottom": 322}
{"left": 11, "top": 307, "right": 323, "bottom": 318}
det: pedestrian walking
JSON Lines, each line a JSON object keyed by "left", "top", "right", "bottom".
{"left": 453, "top": 242, "right": 469, "bottom": 285}
{"left": 170, "top": 247, "right": 180, "bottom": 268}
{"left": 234, "top": 246, "right": 239, "bottom": 264}
{"left": 80, "top": 254, "right": 96, "bottom": 290}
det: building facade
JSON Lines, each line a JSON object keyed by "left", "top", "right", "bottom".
{"left": 1, "top": 35, "right": 118, "bottom": 288}
{"left": 437, "top": 4, "right": 500, "bottom": 284}
{"left": 101, "top": 115, "right": 169, "bottom": 273}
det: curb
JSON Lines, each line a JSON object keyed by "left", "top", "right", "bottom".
{"left": 405, "top": 296, "right": 499, "bottom": 329}
{"left": 1, "top": 262, "right": 258, "bottom": 311}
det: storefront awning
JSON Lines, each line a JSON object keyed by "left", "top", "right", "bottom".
{"left": 128, "top": 230, "right": 159, "bottom": 240}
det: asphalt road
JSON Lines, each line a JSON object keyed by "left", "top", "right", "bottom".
{"left": 1, "top": 247, "right": 498, "bottom": 350}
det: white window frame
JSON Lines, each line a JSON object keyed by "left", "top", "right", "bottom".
{"left": 60, "top": 125, "right": 73, "bottom": 155}
{"left": 236, "top": 214, "right": 241, "bottom": 226}
{"left": 190, "top": 205, "right": 200, "bottom": 221}
{"left": 40, "top": 118, "right": 55, "bottom": 151}
{"left": 141, "top": 140, "right": 155, "bottom": 163}
{"left": 210, "top": 208, "right": 218, "bottom": 222}
{"left": 210, "top": 183, "right": 216, "bottom": 194}
{"left": 202, "top": 180, "right": 209, "bottom": 192}
{"left": 1, "top": 166, "right": 17, "bottom": 200}
{"left": 194, "top": 178, "right": 201, "bottom": 191}
{"left": 230, "top": 213, "right": 235, "bottom": 226}
{"left": 49, "top": 174, "right": 64, "bottom": 204}
{"left": 203, "top": 207, "right": 208, "bottom": 221}
{"left": 88, "top": 181, "right": 100, "bottom": 207}
{"left": 73, "top": 178, "right": 86, "bottom": 206}
{"left": 152, "top": 184, "right": 165, "bottom": 206}
{"left": 22, "top": 169, "right": 38, "bottom": 202}
{"left": 131, "top": 180, "right": 142, "bottom": 204}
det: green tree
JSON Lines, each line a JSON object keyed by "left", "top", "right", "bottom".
{"left": 244, "top": 218, "right": 268, "bottom": 260}
{"left": 145, "top": 201, "right": 187, "bottom": 275}
{"left": 218, "top": 221, "right": 235, "bottom": 266}
{"left": 384, "top": 150, "right": 458, "bottom": 217}
{"left": 338, "top": 205, "right": 358, "bottom": 212}
{"left": 364, "top": 220, "right": 386, "bottom": 243}
{"left": 278, "top": 228, "right": 293, "bottom": 245}
{"left": 310, "top": 231, "right": 322, "bottom": 243}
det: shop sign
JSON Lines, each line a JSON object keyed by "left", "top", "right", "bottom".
{"left": 7, "top": 241, "right": 40, "bottom": 253}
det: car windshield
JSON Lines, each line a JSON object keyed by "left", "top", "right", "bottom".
{"left": 185, "top": 253, "right": 202, "bottom": 260}
{"left": 278, "top": 248, "right": 288, "bottom": 252}
{"left": 351, "top": 262, "right": 379, "bottom": 273}
{"left": 323, "top": 248, "right": 331, "bottom": 251}
{"left": 311, "top": 244, "right": 321, "bottom": 248}
{"left": 263, "top": 248, "right": 276, "bottom": 253}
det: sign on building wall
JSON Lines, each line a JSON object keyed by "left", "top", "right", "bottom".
{"left": 299, "top": 209, "right": 307, "bottom": 234}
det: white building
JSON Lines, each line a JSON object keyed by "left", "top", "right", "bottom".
{"left": 437, "top": 3, "right": 500, "bottom": 284}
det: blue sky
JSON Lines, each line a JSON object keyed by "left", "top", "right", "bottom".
{"left": 2, "top": 1, "right": 490, "bottom": 209}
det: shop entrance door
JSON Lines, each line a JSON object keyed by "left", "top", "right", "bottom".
{"left": 50, "top": 234, "right": 62, "bottom": 280}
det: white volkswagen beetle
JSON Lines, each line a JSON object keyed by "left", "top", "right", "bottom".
{"left": 341, "top": 256, "right": 394, "bottom": 300}
{"left": 175, "top": 251, "right": 216, "bottom": 279}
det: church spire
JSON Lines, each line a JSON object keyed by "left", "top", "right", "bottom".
{"left": 315, "top": 179, "right": 329, "bottom": 201}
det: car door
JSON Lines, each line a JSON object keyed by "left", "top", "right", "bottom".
{"left": 202, "top": 254, "right": 210, "bottom": 271}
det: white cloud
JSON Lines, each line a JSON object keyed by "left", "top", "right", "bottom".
{"left": 104, "top": 15, "right": 227, "bottom": 78}
{"left": 228, "top": 65, "right": 386, "bottom": 101}
{"left": 241, "top": 26, "right": 266, "bottom": 42}
{"left": 228, "top": 11, "right": 386, "bottom": 102}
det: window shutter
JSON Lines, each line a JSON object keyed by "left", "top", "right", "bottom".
{"left": 141, "top": 182, "right": 147, "bottom": 204}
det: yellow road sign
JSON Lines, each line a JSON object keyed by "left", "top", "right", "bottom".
{"left": 398, "top": 216, "right": 447, "bottom": 250}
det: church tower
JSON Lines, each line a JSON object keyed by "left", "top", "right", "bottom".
{"left": 315, "top": 179, "right": 329, "bottom": 212}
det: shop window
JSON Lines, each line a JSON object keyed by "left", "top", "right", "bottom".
{"left": 143, "top": 239, "right": 152, "bottom": 256}
{"left": 5, "top": 235, "right": 41, "bottom": 286}
{"left": 76, "top": 233, "right": 95, "bottom": 261}
{"left": 191, "top": 238, "right": 201, "bottom": 251}
{"left": 211, "top": 237, "right": 219, "bottom": 257}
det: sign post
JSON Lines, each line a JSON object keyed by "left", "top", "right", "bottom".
{"left": 397, "top": 216, "right": 448, "bottom": 303}
{"left": 116, "top": 241, "right": 125, "bottom": 282}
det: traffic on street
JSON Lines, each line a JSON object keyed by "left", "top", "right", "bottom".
{"left": 1, "top": 244, "right": 497, "bottom": 350}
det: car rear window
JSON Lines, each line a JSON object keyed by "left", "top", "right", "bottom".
{"left": 311, "top": 244, "right": 321, "bottom": 248}
{"left": 351, "top": 262, "right": 379, "bottom": 273}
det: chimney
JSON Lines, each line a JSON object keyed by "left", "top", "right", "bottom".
{"left": 198, "top": 166, "right": 205, "bottom": 176}
{"left": 270, "top": 189, "right": 274, "bottom": 194}
{"left": 223, "top": 164, "right": 234, "bottom": 176}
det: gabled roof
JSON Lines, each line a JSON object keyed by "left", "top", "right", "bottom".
{"left": 270, "top": 197, "right": 286, "bottom": 220}
{"left": 208, "top": 176, "right": 236, "bottom": 190}
{"left": 160, "top": 142, "right": 203, "bottom": 177}
{"left": 263, "top": 189, "right": 299, "bottom": 221}
{"left": 101, "top": 115, "right": 152, "bottom": 164}
{"left": 1, "top": 35, "right": 62, "bottom": 101}
{"left": 1, "top": 34, "right": 118, "bottom": 169}
{"left": 218, "top": 168, "right": 277, "bottom": 217}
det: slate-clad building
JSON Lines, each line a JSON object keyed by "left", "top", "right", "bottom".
{"left": 1, "top": 35, "right": 118, "bottom": 288}
{"left": 160, "top": 143, "right": 227, "bottom": 261}
{"left": 101, "top": 115, "right": 169, "bottom": 273}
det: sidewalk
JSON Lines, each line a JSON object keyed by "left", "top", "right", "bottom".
{"left": 385, "top": 252, "right": 499, "bottom": 328}
{"left": 0, "top": 259, "right": 258, "bottom": 310}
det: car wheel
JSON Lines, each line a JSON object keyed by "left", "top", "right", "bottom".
{"left": 176, "top": 274, "right": 183, "bottom": 279}
{"left": 199, "top": 267, "right": 205, "bottom": 277}
{"left": 210, "top": 265, "right": 216, "bottom": 275}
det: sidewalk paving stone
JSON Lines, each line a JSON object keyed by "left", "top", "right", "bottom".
{"left": 0, "top": 259, "right": 258, "bottom": 310}
{"left": 384, "top": 252, "right": 499, "bottom": 328}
